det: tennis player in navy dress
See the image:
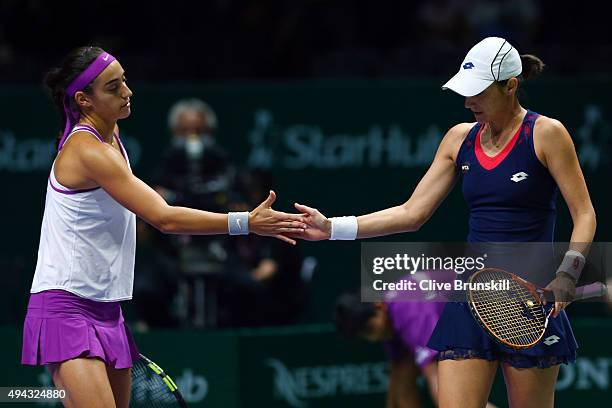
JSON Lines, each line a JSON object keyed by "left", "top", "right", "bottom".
{"left": 293, "top": 37, "right": 595, "bottom": 408}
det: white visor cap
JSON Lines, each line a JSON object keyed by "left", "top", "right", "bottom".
{"left": 442, "top": 37, "right": 522, "bottom": 97}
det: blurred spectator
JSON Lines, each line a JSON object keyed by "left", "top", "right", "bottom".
{"left": 153, "top": 97, "right": 236, "bottom": 284}
{"left": 218, "top": 169, "right": 310, "bottom": 327}
{"left": 153, "top": 98, "right": 237, "bottom": 327}
{"left": 155, "top": 98, "right": 235, "bottom": 211}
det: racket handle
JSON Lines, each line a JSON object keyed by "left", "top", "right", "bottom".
{"left": 576, "top": 282, "right": 607, "bottom": 300}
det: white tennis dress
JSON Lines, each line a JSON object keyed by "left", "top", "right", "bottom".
{"left": 30, "top": 124, "right": 136, "bottom": 301}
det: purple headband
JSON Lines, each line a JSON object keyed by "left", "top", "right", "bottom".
{"left": 58, "top": 51, "right": 116, "bottom": 150}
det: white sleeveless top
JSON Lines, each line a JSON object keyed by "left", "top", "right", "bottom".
{"left": 30, "top": 124, "right": 136, "bottom": 301}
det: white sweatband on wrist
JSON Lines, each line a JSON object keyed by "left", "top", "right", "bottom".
{"left": 556, "top": 250, "right": 585, "bottom": 281}
{"left": 329, "top": 216, "right": 358, "bottom": 240}
{"left": 228, "top": 212, "right": 249, "bottom": 235}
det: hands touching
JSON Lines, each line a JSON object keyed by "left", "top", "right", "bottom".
{"left": 248, "top": 190, "right": 308, "bottom": 245}
{"left": 292, "top": 203, "right": 332, "bottom": 241}
{"left": 248, "top": 195, "right": 354, "bottom": 243}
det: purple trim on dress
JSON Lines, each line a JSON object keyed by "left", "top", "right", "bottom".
{"left": 58, "top": 51, "right": 116, "bottom": 151}
{"left": 48, "top": 177, "right": 100, "bottom": 195}
{"left": 114, "top": 131, "right": 128, "bottom": 161}
{"left": 73, "top": 124, "right": 105, "bottom": 142}
{"left": 52, "top": 125, "right": 127, "bottom": 194}
{"left": 58, "top": 124, "right": 105, "bottom": 150}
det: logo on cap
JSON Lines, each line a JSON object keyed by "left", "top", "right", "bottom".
{"left": 463, "top": 62, "right": 475, "bottom": 69}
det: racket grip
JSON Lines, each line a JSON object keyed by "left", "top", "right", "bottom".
{"left": 575, "top": 282, "right": 607, "bottom": 300}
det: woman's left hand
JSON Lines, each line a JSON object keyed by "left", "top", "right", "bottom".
{"left": 544, "top": 272, "right": 576, "bottom": 317}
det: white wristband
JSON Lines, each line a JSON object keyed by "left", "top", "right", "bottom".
{"left": 556, "top": 250, "right": 585, "bottom": 281}
{"left": 330, "top": 216, "right": 358, "bottom": 240}
{"left": 228, "top": 212, "right": 249, "bottom": 235}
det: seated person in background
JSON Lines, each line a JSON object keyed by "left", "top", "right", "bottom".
{"left": 335, "top": 293, "right": 498, "bottom": 408}
{"left": 219, "top": 169, "right": 307, "bottom": 327}
{"left": 153, "top": 98, "right": 236, "bottom": 300}
{"left": 154, "top": 97, "right": 235, "bottom": 212}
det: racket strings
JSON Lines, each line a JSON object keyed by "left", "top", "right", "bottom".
{"left": 474, "top": 299, "right": 545, "bottom": 344}
{"left": 469, "top": 270, "right": 547, "bottom": 347}
{"left": 130, "top": 358, "right": 182, "bottom": 407}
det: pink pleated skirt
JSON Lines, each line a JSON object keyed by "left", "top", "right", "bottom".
{"left": 22, "top": 289, "right": 139, "bottom": 369}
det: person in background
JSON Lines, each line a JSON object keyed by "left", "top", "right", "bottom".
{"left": 152, "top": 99, "right": 239, "bottom": 327}
{"left": 335, "top": 292, "right": 443, "bottom": 407}
{"left": 335, "top": 292, "right": 498, "bottom": 408}
{"left": 220, "top": 169, "right": 308, "bottom": 327}
{"left": 155, "top": 98, "right": 235, "bottom": 212}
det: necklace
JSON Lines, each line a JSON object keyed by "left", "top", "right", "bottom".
{"left": 483, "top": 111, "right": 524, "bottom": 150}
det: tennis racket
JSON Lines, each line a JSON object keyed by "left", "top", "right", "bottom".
{"left": 467, "top": 268, "right": 606, "bottom": 349}
{"left": 130, "top": 353, "right": 188, "bottom": 407}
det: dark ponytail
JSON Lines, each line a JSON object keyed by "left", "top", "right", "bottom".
{"left": 334, "top": 292, "right": 376, "bottom": 339}
{"left": 520, "top": 54, "right": 545, "bottom": 81}
{"left": 43, "top": 46, "right": 104, "bottom": 148}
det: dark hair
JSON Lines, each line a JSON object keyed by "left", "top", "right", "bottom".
{"left": 519, "top": 54, "right": 545, "bottom": 81}
{"left": 496, "top": 54, "right": 544, "bottom": 94}
{"left": 334, "top": 292, "right": 377, "bottom": 339}
{"left": 44, "top": 46, "right": 104, "bottom": 147}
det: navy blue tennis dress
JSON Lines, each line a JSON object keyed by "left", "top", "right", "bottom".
{"left": 427, "top": 110, "right": 578, "bottom": 368}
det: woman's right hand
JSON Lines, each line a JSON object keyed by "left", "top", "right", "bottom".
{"left": 249, "top": 190, "right": 308, "bottom": 245}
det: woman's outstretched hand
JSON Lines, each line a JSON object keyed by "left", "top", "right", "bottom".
{"left": 291, "top": 203, "right": 332, "bottom": 241}
{"left": 249, "top": 191, "right": 308, "bottom": 245}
